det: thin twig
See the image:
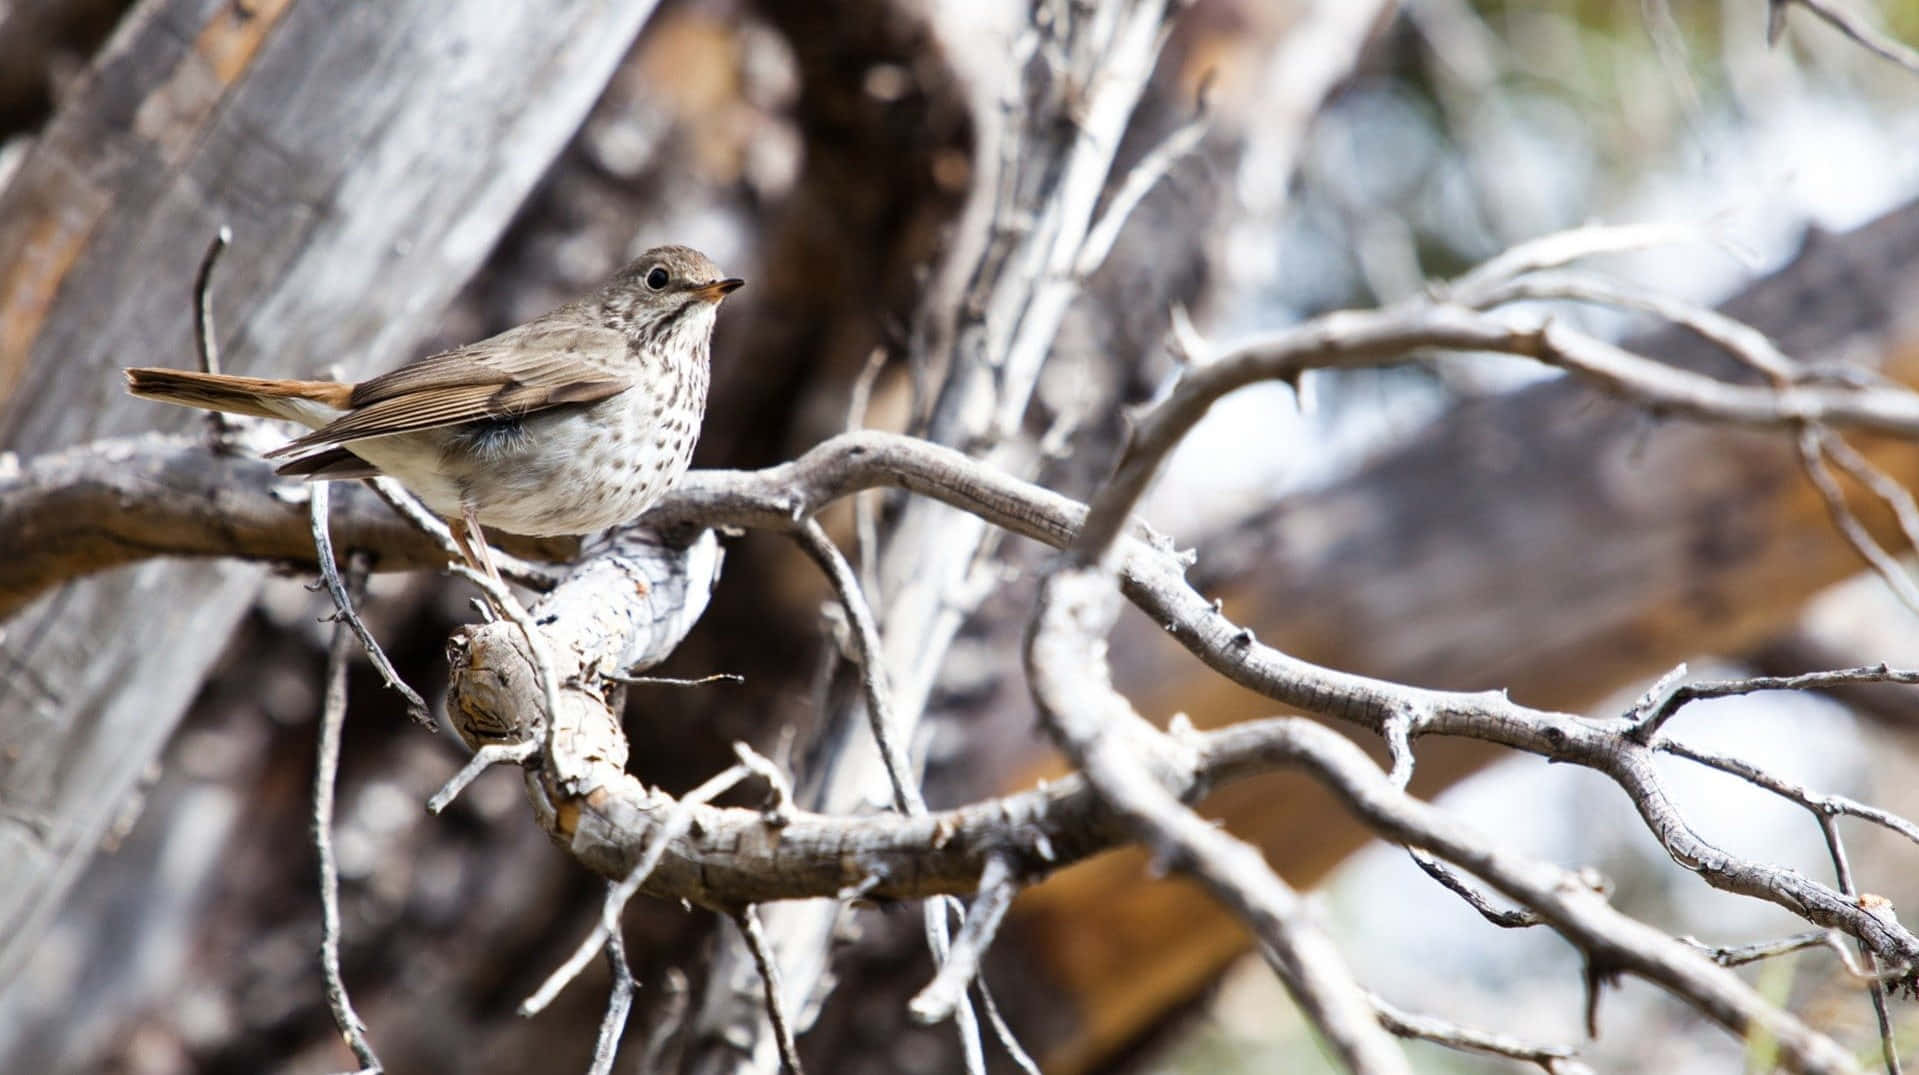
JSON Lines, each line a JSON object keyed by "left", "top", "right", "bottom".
{"left": 1409, "top": 848, "right": 1542, "bottom": 928}
{"left": 1818, "top": 814, "right": 1904, "bottom": 1075}
{"left": 426, "top": 741, "right": 537, "bottom": 815}
{"left": 1797, "top": 428, "right": 1919, "bottom": 616}
{"left": 1381, "top": 703, "right": 1419, "bottom": 790}
{"left": 733, "top": 741, "right": 795, "bottom": 825}
{"left": 1073, "top": 93, "right": 1209, "bottom": 279}
{"left": 587, "top": 911, "right": 638, "bottom": 1075}
{"left": 1370, "top": 990, "right": 1583, "bottom": 1073}
{"left": 1029, "top": 569, "right": 1410, "bottom": 1073}
{"left": 1683, "top": 930, "right": 1832, "bottom": 967}
{"left": 911, "top": 855, "right": 1020, "bottom": 1022}
{"left": 608, "top": 672, "right": 744, "bottom": 688}
{"left": 846, "top": 347, "right": 888, "bottom": 605}
{"left": 314, "top": 554, "right": 382, "bottom": 1074}
{"left": 792, "top": 519, "right": 922, "bottom": 814}
{"left": 924, "top": 896, "right": 988, "bottom": 1075}
{"left": 520, "top": 761, "right": 754, "bottom": 1017}
{"left": 737, "top": 905, "right": 805, "bottom": 1075}
{"left": 1198, "top": 717, "right": 1865, "bottom": 1074}
{"left": 791, "top": 519, "right": 991, "bottom": 1068}
{"left": 1475, "top": 271, "right": 1799, "bottom": 383}
{"left": 192, "top": 226, "right": 235, "bottom": 444}
{"left": 308, "top": 482, "right": 430, "bottom": 723}
{"left": 1770, "top": 0, "right": 1919, "bottom": 76}
{"left": 1634, "top": 662, "right": 1919, "bottom": 742}
{"left": 972, "top": 975, "right": 1042, "bottom": 1075}
{"left": 1821, "top": 430, "right": 1919, "bottom": 558}
{"left": 1447, "top": 221, "right": 1714, "bottom": 305}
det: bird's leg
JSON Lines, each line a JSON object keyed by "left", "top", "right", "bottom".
{"left": 453, "top": 506, "right": 505, "bottom": 590}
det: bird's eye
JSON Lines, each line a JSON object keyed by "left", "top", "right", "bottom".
{"left": 645, "top": 266, "right": 670, "bottom": 290}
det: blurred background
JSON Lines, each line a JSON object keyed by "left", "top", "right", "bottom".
{"left": 3, "top": 0, "right": 1919, "bottom": 1072}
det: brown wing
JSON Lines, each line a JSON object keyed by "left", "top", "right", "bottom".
{"left": 264, "top": 320, "right": 631, "bottom": 458}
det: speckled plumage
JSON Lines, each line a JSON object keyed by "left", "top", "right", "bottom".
{"left": 126, "top": 245, "right": 740, "bottom": 577}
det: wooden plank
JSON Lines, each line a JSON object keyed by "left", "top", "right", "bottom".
{"left": 0, "top": 0, "right": 661, "bottom": 983}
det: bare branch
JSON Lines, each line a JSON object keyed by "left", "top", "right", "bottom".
{"left": 1769, "top": 0, "right": 1919, "bottom": 75}
{"left": 1446, "top": 221, "right": 1721, "bottom": 303}
{"left": 1682, "top": 929, "right": 1899, "bottom": 982}
{"left": 1071, "top": 298, "right": 1919, "bottom": 568}
{"left": 1634, "top": 662, "right": 1919, "bottom": 743}
{"left": 1473, "top": 271, "right": 1800, "bottom": 383}
{"left": 1028, "top": 568, "right": 1409, "bottom": 1073}
{"left": 191, "top": 226, "right": 236, "bottom": 444}
{"left": 1408, "top": 848, "right": 1544, "bottom": 929}
{"left": 794, "top": 517, "right": 991, "bottom": 1069}
{"left": 1797, "top": 427, "right": 1919, "bottom": 615}
{"left": 737, "top": 906, "right": 805, "bottom": 1075}
{"left": 1821, "top": 430, "right": 1919, "bottom": 559}
{"left": 910, "top": 855, "right": 1020, "bottom": 1024}
{"left": 1204, "top": 717, "right": 1862, "bottom": 1075}
{"left": 49, "top": 414, "right": 1919, "bottom": 976}
{"left": 846, "top": 347, "right": 888, "bottom": 603}
{"left": 313, "top": 553, "right": 382, "bottom": 1075}
{"left": 521, "top": 761, "right": 753, "bottom": 1018}
{"left": 589, "top": 929, "right": 637, "bottom": 1075}
{"left": 17, "top": 200, "right": 1919, "bottom": 1072}
{"left": 1657, "top": 737, "right": 1919, "bottom": 853}
{"left": 1815, "top": 812, "right": 1904, "bottom": 1075}
{"left": 1370, "top": 991, "right": 1585, "bottom": 1074}
{"left": 1074, "top": 97, "right": 1208, "bottom": 279}
{"left": 0, "top": 434, "right": 576, "bottom": 618}
{"left": 973, "top": 975, "right": 1042, "bottom": 1075}
{"left": 309, "top": 481, "right": 429, "bottom": 724}
{"left": 792, "top": 520, "right": 923, "bottom": 814}
{"left": 426, "top": 741, "right": 537, "bottom": 816}
{"left": 1684, "top": 930, "right": 1836, "bottom": 967}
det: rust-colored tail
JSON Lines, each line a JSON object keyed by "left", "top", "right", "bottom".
{"left": 124, "top": 367, "right": 353, "bottom": 422}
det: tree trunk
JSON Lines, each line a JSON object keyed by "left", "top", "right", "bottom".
{"left": 0, "top": 0, "right": 660, "bottom": 985}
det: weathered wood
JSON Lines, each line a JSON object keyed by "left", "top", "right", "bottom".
{"left": 0, "top": 0, "right": 660, "bottom": 984}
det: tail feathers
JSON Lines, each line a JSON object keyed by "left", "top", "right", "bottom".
{"left": 124, "top": 367, "right": 351, "bottom": 424}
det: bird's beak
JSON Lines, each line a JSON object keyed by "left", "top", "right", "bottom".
{"left": 695, "top": 278, "right": 745, "bottom": 303}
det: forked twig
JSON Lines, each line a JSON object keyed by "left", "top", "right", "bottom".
{"left": 308, "top": 482, "right": 429, "bottom": 723}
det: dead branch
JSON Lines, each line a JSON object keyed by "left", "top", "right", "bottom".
{"left": 312, "top": 552, "right": 382, "bottom": 1075}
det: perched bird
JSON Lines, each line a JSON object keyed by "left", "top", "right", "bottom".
{"left": 127, "top": 244, "right": 742, "bottom": 583}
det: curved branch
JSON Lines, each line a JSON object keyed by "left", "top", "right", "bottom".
{"left": 0, "top": 429, "right": 1084, "bottom": 618}
{"left": 12, "top": 395, "right": 1919, "bottom": 976}
{"left": 445, "top": 544, "right": 1861, "bottom": 1075}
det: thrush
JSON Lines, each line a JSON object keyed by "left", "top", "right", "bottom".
{"left": 127, "top": 244, "right": 742, "bottom": 583}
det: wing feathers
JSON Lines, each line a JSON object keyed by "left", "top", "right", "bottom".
{"left": 259, "top": 321, "right": 633, "bottom": 459}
